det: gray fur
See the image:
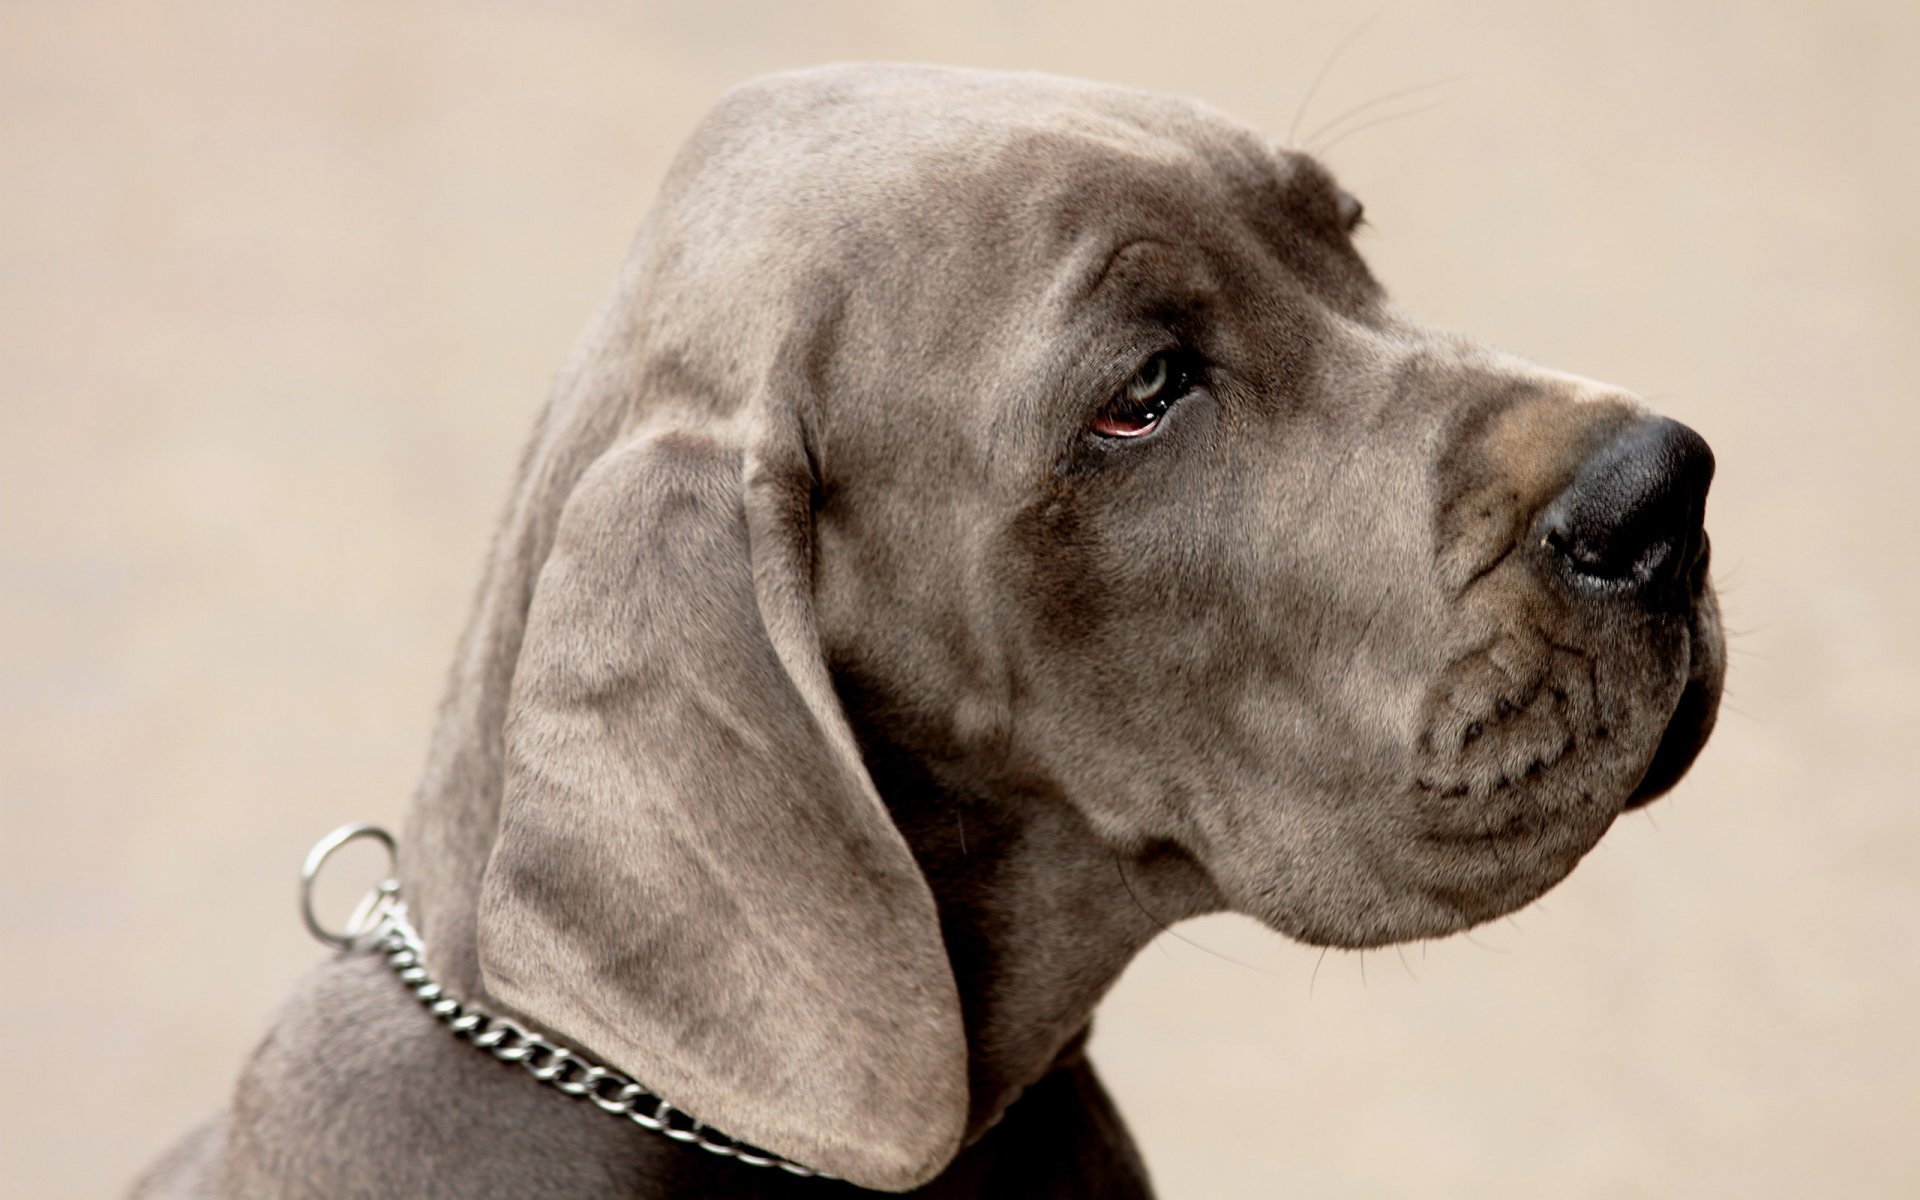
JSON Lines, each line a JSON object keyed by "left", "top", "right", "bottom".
{"left": 131, "top": 64, "right": 1722, "bottom": 1198}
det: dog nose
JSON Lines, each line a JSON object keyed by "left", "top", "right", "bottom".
{"left": 1537, "top": 416, "right": 1714, "bottom": 603}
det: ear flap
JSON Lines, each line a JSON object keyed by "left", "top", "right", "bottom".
{"left": 477, "top": 424, "right": 968, "bottom": 1191}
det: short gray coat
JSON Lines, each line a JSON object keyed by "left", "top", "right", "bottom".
{"left": 131, "top": 63, "right": 1723, "bottom": 1198}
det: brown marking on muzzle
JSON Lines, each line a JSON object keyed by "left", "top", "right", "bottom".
{"left": 1434, "top": 379, "right": 1643, "bottom": 596}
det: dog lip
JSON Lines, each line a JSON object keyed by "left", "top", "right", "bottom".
{"left": 1419, "top": 818, "right": 1535, "bottom": 849}
{"left": 1415, "top": 792, "right": 1600, "bottom": 855}
{"left": 1624, "top": 670, "right": 1717, "bottom": 808}
{"left": 1624, "top": 590, "right": 1724, "bottom": 808}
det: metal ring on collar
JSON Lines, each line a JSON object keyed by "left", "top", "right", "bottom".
{"left": 300, "top": 822, "right": 399, "bottom": 949}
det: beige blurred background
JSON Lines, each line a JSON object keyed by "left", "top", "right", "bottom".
{"left": 3, "top": 1, "right": 1915, "bottom": 1196}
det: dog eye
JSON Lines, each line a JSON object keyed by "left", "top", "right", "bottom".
{"left": 1091, "top": 351, "right": 1196, "bottom": 439}
{"left": 1336, "top": 189, "right": 1365, "bottom": 233}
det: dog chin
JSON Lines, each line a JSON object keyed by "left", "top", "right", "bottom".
{"left": 1276, "top": 795, "right": 1616, "bottom": 952}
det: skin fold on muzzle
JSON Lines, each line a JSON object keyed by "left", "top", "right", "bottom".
{"left": 133, "top": 65, "right": 1725, "bottom": 1199}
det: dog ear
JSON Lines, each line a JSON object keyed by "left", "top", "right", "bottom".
{"left": 476, "top": 420, "right": 968, "bottom": 1192}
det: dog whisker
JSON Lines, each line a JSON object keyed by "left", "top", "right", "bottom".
{"left": 1300, "top": 75, "right": 1467, "bottom": 152}
{"left": 1716, "top": 698, "right": 1756, "bottom": 722}
{"left": 1313, "top": 98, "right": 1456, "bottom": 158}
{"left": 1460, "top": 929, "right": 1508, "bottom": 955}
{"left": 1113, "top": 854, "right": 1270, "bottom": 973}
{"left": 1286, "top": 3, "right": 1396, "bottom": 148}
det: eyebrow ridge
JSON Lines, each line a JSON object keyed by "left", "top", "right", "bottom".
{"left": 1076, "top": 236, "right": 1171, "bottom": 303}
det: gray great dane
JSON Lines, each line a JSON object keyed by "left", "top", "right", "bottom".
{"left": 132, "top": 64, "right": 1724, "bottom": 1198}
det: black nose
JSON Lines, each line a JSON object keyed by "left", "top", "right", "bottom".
{"left": 1538, "top": 416, "right": 1714, "bottom": 605}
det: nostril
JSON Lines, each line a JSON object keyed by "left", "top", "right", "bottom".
{"left": 1542, "top": 520, "right": 1664, "bottom": 580}
{"left": 1537, "top": 417, "right": 1714, "bottom": 598}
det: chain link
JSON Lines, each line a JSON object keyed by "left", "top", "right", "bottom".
{"left": 361, "top": 899, "right": 830, "bottom": 1178}
{"left": 301, "top": 821, "right": 831, "bottom": 1181}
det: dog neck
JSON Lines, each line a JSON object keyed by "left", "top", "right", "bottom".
{"left": 856, "top": 727, "right": 1224, "bottom": 1140}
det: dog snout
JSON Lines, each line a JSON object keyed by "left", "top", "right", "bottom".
{"left": 1534, "top": 416, "right": 1714, "bottom": 608}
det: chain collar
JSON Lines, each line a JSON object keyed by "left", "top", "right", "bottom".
{"left": 300, "top": 823, "right": 833, "bottom": 1181}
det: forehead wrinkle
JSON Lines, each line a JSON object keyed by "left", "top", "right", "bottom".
{"left": 848, "top": 96, "right": 1309, "bottom": 487}
{"left": 1074, "top": 237, "right": 1174, "bottom": 304}
{"left": 1035, "top": 138, "right": 1304, "bottom": 305}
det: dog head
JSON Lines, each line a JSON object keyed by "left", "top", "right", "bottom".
{"left": 448, "top": 65, "right": 1723, "bottom": 1189}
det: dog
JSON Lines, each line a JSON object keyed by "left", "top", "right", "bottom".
{"left": 130, "top": 63, "right": 1724, "bottom": 1198}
